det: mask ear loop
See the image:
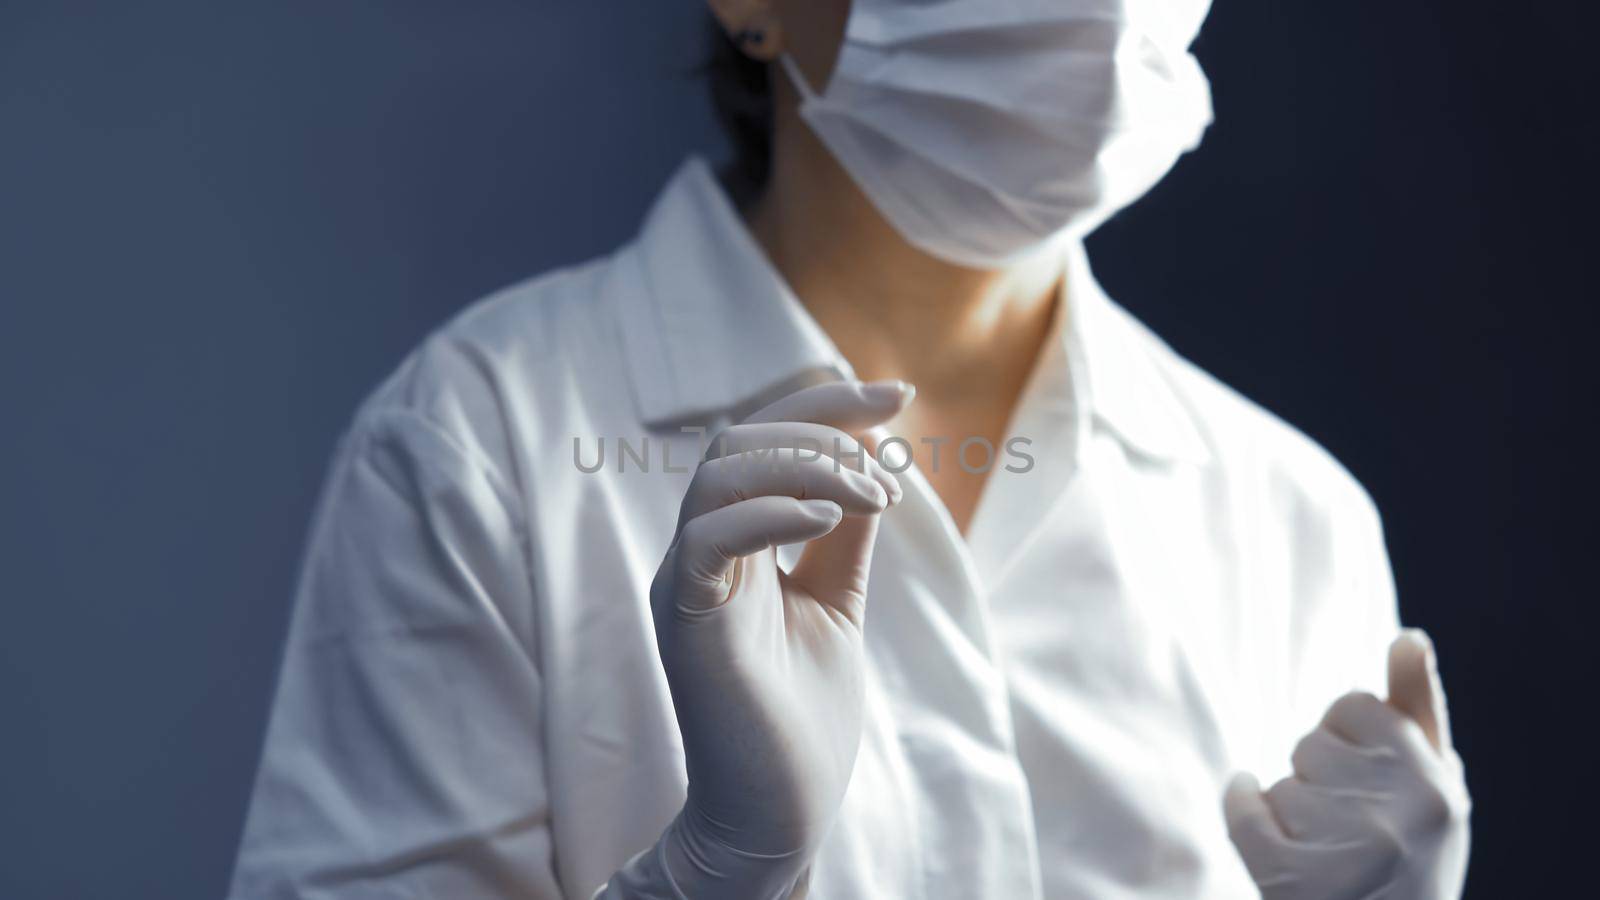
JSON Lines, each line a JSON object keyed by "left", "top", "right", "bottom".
{"left": 778, "top": 53, "right": 823, "bottom": 104}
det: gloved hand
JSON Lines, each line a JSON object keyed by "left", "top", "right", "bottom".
{"left": 1224, "top": 630, "right": 1471, "bottom": 899}
{"left": 609, "top": 380, "right": 912, "bottom": 900}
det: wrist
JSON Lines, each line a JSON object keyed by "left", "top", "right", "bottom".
{"left": 659, "top": 803, "right": 811, "bottom": 900}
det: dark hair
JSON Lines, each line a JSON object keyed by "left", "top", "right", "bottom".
{"left": 704, "top": 17, "right": 774, "bottom": 208}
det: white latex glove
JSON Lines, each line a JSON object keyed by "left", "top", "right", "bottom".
{"left": 1225, "top": 630, "right": 1471, "bottom": 899}
{"left": 603, "top": 380, "right": 912, "bottom": 900}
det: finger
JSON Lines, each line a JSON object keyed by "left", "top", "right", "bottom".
{"left": 1291, "top": 727, "right": 1399, "bottom": 790}
{"left": 679, "top": 453, "right": 888, "bottom": 525}
{"left": 1264, "top": 776, "right": 1381, "bottom": 842}
{"left": 1224, "top": 772, "right": 1292, "bottom": 864}
{"left": 744, "top": 379, "right": 915, "bottom": 432}
{"left": 1258, "top": 779, "right": 1405, "bottom": 898}
{"left": 672, "top": 497, "right": 843, "bottom": 609}
{"left": 1325, "top": 689, "right": 1448, "bottom": 786}
{"left": 707, "top": 421, "right": 900, "bottom": 505}
{"left": 790, "top": 512, "right": 880, "bottom": 625}
{"left": 1387, "top": 629, "right": 1452, "bottom": 753}
{"left": 738, "top": 379, "right": 914, "bottom": 503}
{"left": 1228, "top": 774, "right": 1400, "bottom": 898}
{"left": 1321, "top": 691, "right": 1411, "bottom": 748}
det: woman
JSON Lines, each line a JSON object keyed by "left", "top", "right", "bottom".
{"left": 231, "top": 1, "right": 1470, "bottom": 897}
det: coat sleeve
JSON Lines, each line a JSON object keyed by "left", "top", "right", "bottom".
{"left": 228, "top": 407, "right": 561, "bottom": 899}
{"left": 1283, "top": 479, "right": 1404, "bottom": 756}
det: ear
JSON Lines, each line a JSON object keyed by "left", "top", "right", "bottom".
{"left": 706, "top": 0, "right": 785, "bottom": 61}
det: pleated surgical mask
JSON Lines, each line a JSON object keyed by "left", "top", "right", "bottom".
{"left": 781, "top": 0, "right": 1215, "bottom": 270}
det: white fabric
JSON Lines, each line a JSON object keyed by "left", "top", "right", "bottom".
{"left": 785, "top": 0, "right": 1215, "bottom": 269}
{"left": 230, "top": 158, "right": 1401, "bottom": 899}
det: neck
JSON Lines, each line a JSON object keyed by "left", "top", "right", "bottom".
{"left": 745, "top": 93, "right": 1062, "bottom": 401}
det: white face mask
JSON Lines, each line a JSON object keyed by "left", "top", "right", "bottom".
{"left": 781, "top": 0, "right": 1215, "bottom": 270}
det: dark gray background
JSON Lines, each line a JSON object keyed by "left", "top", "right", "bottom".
{"left": 1, "top": 1, "right": 1586, "bottom": 897}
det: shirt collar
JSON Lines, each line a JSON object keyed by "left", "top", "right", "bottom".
{"left": 613, "top": 156, "right": 1210, "bottom": 465}
{"left": 1060, "top": 241, "right": 1213, "bottom": 466}
{"left": 613, "top": 157, "right": 849, "bottom": 428}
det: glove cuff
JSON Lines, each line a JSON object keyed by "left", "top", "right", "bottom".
{"left": 660, "top": 804, "right": 811, "bottom": 900}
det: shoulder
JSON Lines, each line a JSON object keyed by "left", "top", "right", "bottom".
{"left": 341, "top": 247, "right": 644, "bottom": 496}
{"left": 1111, "top": 304, "right": 1399, "bottom": 695}
{"left": 366, "top": 251, "right": 624, "bottom": 425}
{"left": 1117, "top": 304, "right": 1385, "bottom": 546}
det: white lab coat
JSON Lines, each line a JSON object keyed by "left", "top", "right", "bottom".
{"left": 229, "top": 158, "right": 1399, "bottom": 899}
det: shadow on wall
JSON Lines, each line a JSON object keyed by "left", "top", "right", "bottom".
{"left": 0, "top": 3, "right": 722, "bottom": 897}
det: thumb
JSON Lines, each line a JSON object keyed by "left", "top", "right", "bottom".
{"left": 790, "top": 422, "right": 897, "bottom": 623}
{"left": 1222, "top": 772, "right": 1288, "bottom": 865}
{"left": 1386, "top": 628, "right": 1452, "bottom": 753}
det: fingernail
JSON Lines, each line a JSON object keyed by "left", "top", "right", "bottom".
{"left": 869, "top": 481, "right": 889, "bottom": 510}
{"left": 848, "top": 470, "right": 889, "bottom": 510}
{"left": 1406, "top": 627, "right": 1435, "bottom": 662}
{"left": 864, "top": 379, "right": 913, "bottom": 404}
{"left": 804, "top": 499, "right": 844, "bottom": 524}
